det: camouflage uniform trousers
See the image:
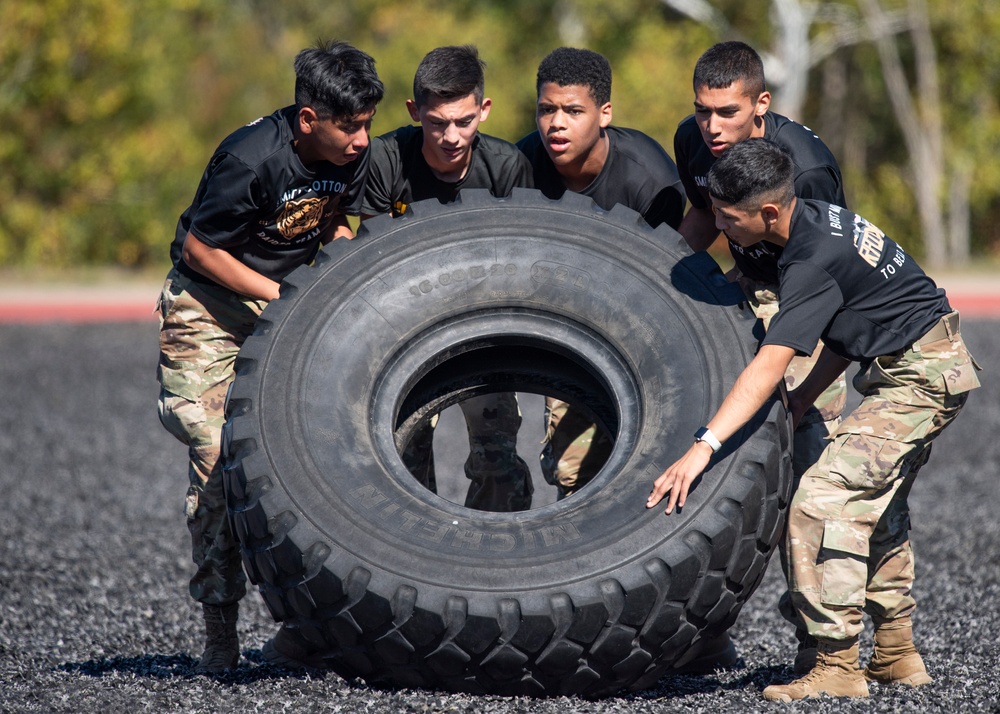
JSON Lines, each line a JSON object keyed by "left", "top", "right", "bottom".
{"left": 402, "top": 393, "right": 534, "bottom": 512}
{"left": 787, "top": 311, "right": 980, "bottom": 643}
{"left": 539, "top": 398, "right": 613, "bottom": 499}
{"left": 741, "top": 280, "right": 848, "bottom": 638}
{"left": 156, "top": 268, "right": 265, "bottom": 606}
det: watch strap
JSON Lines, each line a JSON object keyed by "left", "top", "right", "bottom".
{"left": 694, "top": 426, "right": 722, "bottom": 453}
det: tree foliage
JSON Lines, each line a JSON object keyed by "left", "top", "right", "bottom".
{"left": 1, "top": 0, "right": 997, "bottom": 270}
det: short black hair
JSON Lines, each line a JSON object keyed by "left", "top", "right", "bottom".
{"left": 536, "top": 47, "right": 612, "bottom": 106}
{"left": 693, "top": 41, "right": 766, "bottom": 99}
{"left": 412, "top": 45, "right": 486, "bottom": 107}
{"left": 294, "top": 40, "right": 384, "bottom": 118}
{"left": 708, "top": 139, "right": 795, "bottom": 211}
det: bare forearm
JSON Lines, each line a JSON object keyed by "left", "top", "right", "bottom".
{"left": 182, "top": 232, "right": 281, "bottom": 301}
{"left": 707, "top": 353, "right": 791, "bottom": 443}
{"left": 647, "top": 345, "right": 795, "bottom": 513}
{"left": 324, "top": 213, "right": 354, "bottom": 244}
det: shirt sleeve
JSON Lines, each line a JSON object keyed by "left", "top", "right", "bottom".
{"left": 794, "top": 166, "right": 846, "bottom": 207}
{"left": 338, "top": 148, "right": 371, "bottom": 216}
{"left": 762, "top": 262, "right": 843, "bottom": 356}
{"left": 642, "top": 184, "right": 686, "bottom": 230}
{"left": 361, "top": 136, "right": 396, "bottom": 215}
{"left": 510, "top": 150, "right": 534, "bottom": 191}
{"left": 673, "top": 124, "right": 707, "bottom": 211}
{"left": 487, "top": 147, "right": 535, "bottom": 197}
{"left": 188, "top": 153, "right": 261, "bottom": 248}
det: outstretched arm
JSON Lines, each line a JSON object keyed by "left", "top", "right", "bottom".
{"left": 647, "top": 344, "right": 796, "bottom": 514}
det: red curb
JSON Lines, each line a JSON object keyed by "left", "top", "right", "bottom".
{"left": 0, "top": 302, "right": 157, "bottom": 324}
{"left": 0, "top": 288, "right": 998, "bottom": 324}
{"left": 946, "top": 293, "right": 1000, "bottom": 318}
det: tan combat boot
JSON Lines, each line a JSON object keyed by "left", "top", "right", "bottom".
{"left": 763, "top": 639, "right": 869, "bottom": 702}
{"left": 865, "top": 617, "right": 932, "bottom": 686}
{"left": 194, "top": 602, "right": 240, "bottom": 675}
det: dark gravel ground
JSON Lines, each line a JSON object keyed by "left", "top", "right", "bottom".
{"left": 1, "top": 319, "right": 998, "bottom": 713}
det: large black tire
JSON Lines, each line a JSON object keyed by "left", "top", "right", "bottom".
{"left": 223, "top": 189, "right": 793, "bottom": 697}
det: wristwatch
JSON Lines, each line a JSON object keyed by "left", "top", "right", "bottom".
{"left": 694, "top": 426, "right": 722, "bottom": 453}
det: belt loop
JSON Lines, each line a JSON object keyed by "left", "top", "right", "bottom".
{"left": 945, "top": 311, "right": 959, "bottom": 342}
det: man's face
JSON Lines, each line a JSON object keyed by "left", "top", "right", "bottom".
{"left": 408, "top": 93, "right": 491, "bottom": 178}
{"left": 300, "top": 109, "right": 376, "bottom": 166}
{"left": 535, "top": 82, "right": 612, "bottom": 172}
{"left": 694, "top": 80, "right": 770, "bottom": 157}
{"left": 710, "top": 198, "right": 767, "bottom": 247}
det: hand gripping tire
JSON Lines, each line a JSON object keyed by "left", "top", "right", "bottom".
{"left": 223, "top": 189, "right": 793, "bottom": 697}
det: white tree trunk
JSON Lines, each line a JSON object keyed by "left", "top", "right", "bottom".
{"left": 767, "top": 0, "right": 815, "bottom": 119}
{"left": 859, "top": 0, "right": 948, "bottom": 267}
{"left": 948, "top": 160, "right": 972, "bottom": 264}
{"left": 658, "top": 0, "right": 909, "bottom": 117}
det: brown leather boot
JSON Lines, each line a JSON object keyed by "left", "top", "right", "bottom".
{"left": 763, "top": 639, "right": 869, "bottom": 701}
{"left": 865, "top": 617, "right": 932, "bottom": 686}
{"left": 194, "top": 602, "right": 240, "bottom": 675}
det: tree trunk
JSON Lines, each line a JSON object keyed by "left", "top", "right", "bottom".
{"left": 859, "top": 0, "right": 948, "bottom": 267}
{"left": 948, "top": 160, "right": 972, "bottom": 264}
{"left": 768, "top": 0, "right": 816, "bottom": 119}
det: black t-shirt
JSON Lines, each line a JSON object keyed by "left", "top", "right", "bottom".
{"left": 361, "top": 125, "right": 532, "bottom": 216}
{"left": 170, "top": 105, "right": 370, "bottom": 285}
{"left": 674, "top": 111, "right": 846, "bottom": 282}
{"left": 517, "top": 126, "right": 685, "bottom": 229}
{"left": 762, "top": 200, "right": 950, "bottom": 362}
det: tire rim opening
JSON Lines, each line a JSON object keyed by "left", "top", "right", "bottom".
{"left": 387, "top": 330, "right": 631, "bottom": 512}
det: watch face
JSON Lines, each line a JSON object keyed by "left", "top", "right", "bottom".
{"left": 694, "top": 427, "right": 720, "bottom": 452}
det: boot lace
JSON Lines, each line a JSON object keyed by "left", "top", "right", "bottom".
{"left": 794, "top": 661, "right": 841, "bottom": 687}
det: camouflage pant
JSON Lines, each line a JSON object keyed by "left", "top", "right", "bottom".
{"left": 787, "top": 312, "right": 980, "bottom": 642}
{"left": 402, "top": 393, "right": 534, "bottom": 512}
{"left": 741, "top": 279, "right": 848, "bottom": 639}
{"left": 539, "top": 398, "right": 614, "bottom": 498}
{"left": 156, "top": 268, "right": 265, "bottom": 606}
{"left": 743, "top": 281, "right": 847, "bottom": 436}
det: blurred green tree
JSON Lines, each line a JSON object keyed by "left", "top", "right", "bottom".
{"left": 0, "top": 0, "right": 996, "bottom": 270}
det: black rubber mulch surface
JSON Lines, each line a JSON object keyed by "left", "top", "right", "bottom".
{"left": 1, "top": 321, "right": 997, "bottom": 713}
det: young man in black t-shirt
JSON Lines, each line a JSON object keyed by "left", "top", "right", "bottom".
{"left": 674, "top": 46, "right": 846, "bottom": 260}
{"left": 648, "top": 139, "right": 980, "bottom": 702}
{"left": 362, "top": 45, "right": 534, "bottom": 513}
{"left": 516, "top": 47, "right": 686, "bottom": 501}
{"left": 517, "top": 48, "right": 685, "bottom": 229}
{"left": 674, "top": 41, "right": 849, "bottom": 672}
{"left": 157, "top": 41, "right": 384, "bottom": 675}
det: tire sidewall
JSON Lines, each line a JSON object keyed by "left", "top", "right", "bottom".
{"left": 233, "top": 190, "right": 780, "bottom": 618}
